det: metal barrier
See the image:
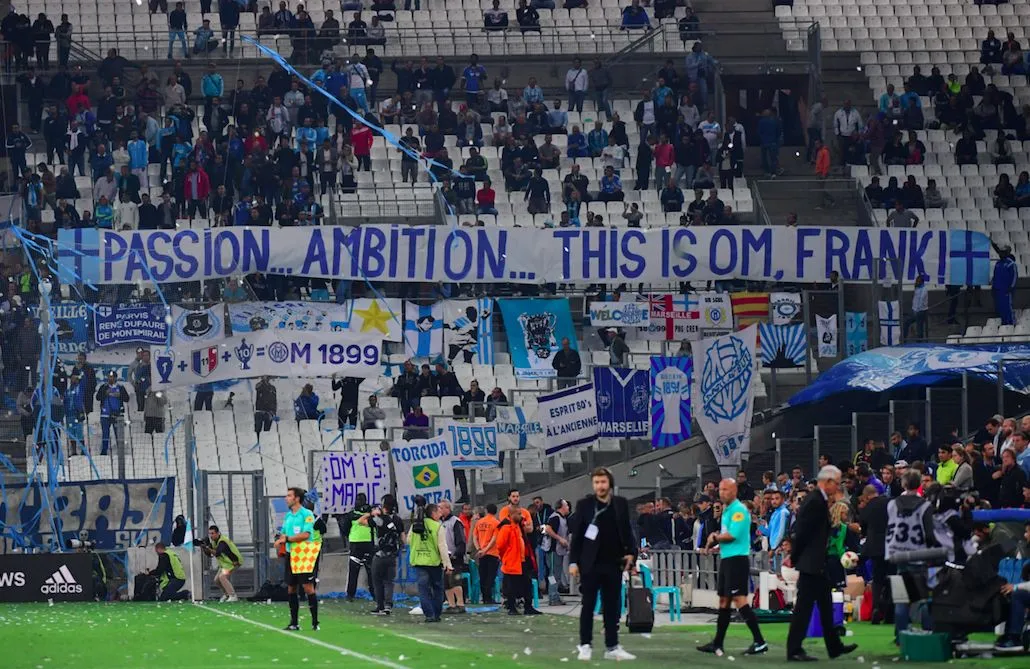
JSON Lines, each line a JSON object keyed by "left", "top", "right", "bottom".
{"left": 648, "top": 548, "right": 771, "bottom": 590}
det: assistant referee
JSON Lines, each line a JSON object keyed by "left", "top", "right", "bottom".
{"left": 698, "top": 478, "right": 768, "bottom": 656}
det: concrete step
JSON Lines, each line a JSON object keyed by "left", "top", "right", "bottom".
{"left": 753, "top": 174, "right": 864, "bottom": 226}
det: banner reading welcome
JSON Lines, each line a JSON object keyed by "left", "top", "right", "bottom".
{"left": 58, "top": 226, "right": 991, "bottom": 287}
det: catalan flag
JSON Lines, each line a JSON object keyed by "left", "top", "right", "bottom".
{"left": 731, "top": 292, "right": 770, "bottom": 329}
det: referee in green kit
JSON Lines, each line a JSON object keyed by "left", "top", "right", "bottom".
{"left": 698, "top": 478, "right": 768, "bottom": 656}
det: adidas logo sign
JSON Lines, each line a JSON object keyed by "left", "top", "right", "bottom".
{"left": 40, "top": 565, "right": 83, "bottom": 595}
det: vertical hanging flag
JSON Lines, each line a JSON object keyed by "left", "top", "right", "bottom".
{"left": 878, "top": 301, "right": 901, "bottom": 345}
{"left": 650, "top": 357, "right": 693, "bottom": 448}
{"left": 498, "top": 298, "right": 577, "bottom": 378}
{"left": 816, "top": 315, "right": 839, "bottom": 358}
{"left": 692, "top": 325, "right": 757, "bottom": 468}
{"left": 403, "top": 301, "right": 445, "bottom": 358}
{"left": 698, "top": 291, "right": 733, "bottom": 335}
{"left": 758, "top": 323, "right": 807, "bottom": 368}
{"left": 593, "top": 367, "right": 650, "bottom": 437}
{"left": 845, "top": 312, "right": 869, "bottom": 357}
{"left": 443, "top": 299, "right": 494, "bottom": 365}
{"left": 769, "top": 292, "right": 802, "bottom": 325}
{"left": 731, "top": 292, "right": 770, "bottom": 329}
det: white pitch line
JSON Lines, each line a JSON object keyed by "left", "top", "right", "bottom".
{"left": 386, "top": 631, "right": 459, "bottom": 651}
{"left": 196, "top": 604, "right": 410, "bottom": 669}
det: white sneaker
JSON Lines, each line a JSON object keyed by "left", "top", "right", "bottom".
{"left": 409, "top": 606, "right": 423, "bottom": 616}
{"left": 225, "top": 595, "right": 239, "bottom": 603}
{"left": 219, "top": 595, "right": 228, "bottom": 603}
{"left": 576, "top": 644, "right": 593, "bottom": 661}
{"left": 603, "top": 646, "right": 636, "bottom": 661}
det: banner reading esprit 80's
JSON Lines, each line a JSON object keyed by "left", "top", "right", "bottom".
{"left": 57, "top": 226, "right": 991, "bottom": 287}
{"left": 150, "top": 330, "right": 382, "bottom": 387}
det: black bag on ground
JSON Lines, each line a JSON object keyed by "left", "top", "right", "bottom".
{"left": 248, "top": 580, "right": 290, "bottom": 602}
{"left": 625, "top": 577, "right": 654, "bottom": 634}
{"left": 133, "top": 573, "right": 158, "bottom": 601}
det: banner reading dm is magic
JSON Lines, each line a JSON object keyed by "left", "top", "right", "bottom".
{"left": 57, "top": 226, "right": 991, "bottom": 287}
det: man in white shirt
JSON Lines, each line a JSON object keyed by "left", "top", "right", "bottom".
{"left": 904, "top": 275, "right": 929, "bottom": 341}
{"left": 565, "top": 58, "right": 589, "bottom": 113}
{"left": 886, "top": 201, "right": 920, "bottom": 228}
{"left": 833, "top": 99, "right": 862, "bottom": 166}
{"left": 699, "top": 111, "right": 721, "bottom": 153}
{"left": 600, "top": 136, "right": 625, "bottom": 171}
{"left": 486, "top": 79, "right": 509, "bottom": 114}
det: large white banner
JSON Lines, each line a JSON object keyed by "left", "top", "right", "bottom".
{"left": 58, "top": 226, "right": 988, "bottom": 287}
{"left": 391, "top": 435, "right": 456, "bottom": 512}
{"left": 318, "top": 451, "right": 392, "bottom": 513}
{"left": 150, "top": 330, "right": 382, "bottom": 388}
{"left": 692, "top": 326, "right": 757, "bottom": 470}
{"left": 536, "top": 383, "right": 599, "bottom": 456}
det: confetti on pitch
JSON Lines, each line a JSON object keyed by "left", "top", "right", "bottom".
{"left": 523, "top": 648, "right": 532, "bottom": 656}
{"left": 398, "top": 656, "right": 406, "bottom": 661}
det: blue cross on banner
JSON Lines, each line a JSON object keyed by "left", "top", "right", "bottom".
{"left": 403, "top": 301, "right": 444, "bottom": 357}
{"left": 948, "top": 230, "right": 991, "bottom": 286}
{"left": 878, "top": 300, "right": 901, "bottom": 345}
{"left": 55, "top": 228, "right": 100, "bottom": 284}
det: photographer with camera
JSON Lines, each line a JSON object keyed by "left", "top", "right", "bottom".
{"left": 69, "top": 531, "right": 107, "bottom": 601}
{"left": 150, "top": 543, "right": 190, "bottom": 601}
{"left": 202, "top": 525, "right": 243, "bottom": 602}
{"left": 343, "top": 492, "right": 375, "bottom": 601}
{"left": 362, "top": 494, "right": 405, "bottom": 615}
{"left": 407, "top": 498, "right": 453, "bottom": 623}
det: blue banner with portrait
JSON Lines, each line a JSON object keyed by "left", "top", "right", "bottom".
{"left": 497, "top": 298, "right": 577, "bottom": 378}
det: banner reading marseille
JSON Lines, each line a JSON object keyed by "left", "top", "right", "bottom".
{"left": 58, "top": 226, "right": 991, "bottom": 287}
{"left": 593, "top": 367, "right": 650, "bottom": 437}
{"left": 493, "top": 405, "right": 542, "bottom": 451}
{"left": 443, "top": 299, "right": 495, "bottom": 365}
{"left": 150, "top": 330, "right": 382, "bottom": 388}
{"left": 498, "top": 298, "right": 577, "bottom": 378}
{"left": 846, "top": 312, "right": 869, "bottom": 357}
{"left": 692, "top": 326, "right": 757, "bottom": 468}
{"left": 650, "top": 357, "right": 693, "bottom": 448}
{"left": 171, "top": 304, "right": 225, "bottom": 343}
{"left": 758, "top": 323, "right": 806, "bottom": 368}
{"left": 391, "top": 435, "right": 456, "bottom": 512}
{"left": 536, "top": 383, "right": 599, "bottom": 455}
{"left": 403, "top": 301, "right": 444, "bottom": 357}
{"left": 94, "top": 303, "right": 169, "bottom": 347}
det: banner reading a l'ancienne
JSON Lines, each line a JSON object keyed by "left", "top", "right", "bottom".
{"left": 57, "top": 226, "right": 990, "bottom": 287}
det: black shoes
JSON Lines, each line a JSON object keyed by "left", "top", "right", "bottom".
{"left": 284, "top": 623, "right": 299, "bottom": 631}
{"left": 743, "top": 642, "right": 769, "bottom": 655}
{"left": 697, "top": 642, "right": 723, "bottom": 655}
{"left": 787, "top": 652, "right": 818, "bottom": 662}
{"left": 829, "top": 644, "right": 858, "bottom": 659}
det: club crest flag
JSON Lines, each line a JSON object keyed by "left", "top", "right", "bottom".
{"left": 588, "top": 298, "right": 651, "bottom": 328}
{"left": 593, "top": 367, "right": 650, "bottom": 437}
{"left": 817, "top": 315, "right": 839, "bottom": 358}
{"left": 879, "top": 301, "right": 901, "bottom": 346}
{"left": 536, "top": 383, "right": 599, "bottom": 455}
{"left": 172, "top": 304, "right": 225, "bottom": 343}
{"left": 391, "top": 434, "right": 456, "bottom": 512}
{"left": 692, "top": 325, "right": 757, "bottom": 468}
{"left": 443, "top": 298, "right": 495, "bottom": 365}
{"left": 731, "top": 292, "right": 770, "bottom": 329}
{"left": 698, "top": 291, "right": 733, "bottom": 334}
{"left": 498, "top": 298, "right": 577, "bottom": 378}
{"left": 769, "top": 292, "right": 802, "bottom": 325}
{"left": 650, "top": 357, "right": 693, "bottom": 448}
{"left": 846, "top": 312, "right": 868, "bottom": 357}
{"left": 758, "top": 323, "right": 807, "bottom": 368}
{"left": 403, "top": 301, "right": 444, "bottom": 357}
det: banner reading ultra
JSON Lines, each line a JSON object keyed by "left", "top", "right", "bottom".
{"left": 150, "top": 329, "right": 382, "bottom": 387}
{"left": 57, "top": 226, "right": 990, "bottom": 287}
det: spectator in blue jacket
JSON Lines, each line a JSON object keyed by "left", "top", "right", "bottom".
{"left": 127, "top": 131, "right": 150, "bottom": 188}
{"left": 566, "top": 125, "right": 588, "bottom": 158}
{"left": 587, "top": 121, "right": 609, "bottom": 157}
{"left": 96, "top": 372, "right": 129, "bottom": 456}
{"left": 294, "top": 384, "right": 322, "bottom": 422}
{"left": 620, "top": 0, "right": 651, "bottom": 30}
{"left": 65, "top": 372, "right": 86, "bottom": 455}
{"left": 759, "top": 488, "right": 790, "bottom": 551}
{"left": 757, "top": 109, "right": 782, "bottom": 177}
{"left": 992, "top": 242, "right": 1018, "bottom": 325}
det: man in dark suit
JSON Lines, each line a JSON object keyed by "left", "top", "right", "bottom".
{"left": 568, "top": 467, "right": 637, "bottom": 662}
{"left": 786, "top": 465, "right": 858, "bottom": 661}
{"left": 858, "top": 484, "right": 893, "bottom": 624}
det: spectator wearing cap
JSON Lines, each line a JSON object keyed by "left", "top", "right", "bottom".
{"left": 993, "top": 242, "right": 1018, "bottom": 325}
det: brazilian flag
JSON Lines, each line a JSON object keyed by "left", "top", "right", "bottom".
{"left": 413, "top": 463, "right": 440, "bottom": 489}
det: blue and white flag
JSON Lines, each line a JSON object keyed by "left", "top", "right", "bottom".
{"left": 536, "top": 383, "right": 599, "bottom": 455}
{"left": 444, "top": 299, "right": 494, "bottom": 365}
{"left": 691, "top": 326, "right": 757, "bottom": 468}
{"left": 769, "top": 292, "right": 802, "bottom": 325}
{"left": 403, "top": 301, "right": 444, "bottom": 358}
{"left": 593, "top": 367, "right": 650, "bottom": 437}
{"left": 438, "top": 420, "right": 500, "bottom": 468}
{"left": 171, "top": 304, "right": 225, "bottom": 344}
{"left": 94, "top": 303, "right": 169, "bottom": 347}
{"left": 879, "top": 300, "right": 901, "bottom": 345}
{"left": 493, "top": 404, "right": 540, "bottom": 451}
{"left": 43, "top": 302, "right": 89, "bottom": 354}
{"left": 228, "top": 301, "right": 352, "bottom": 333}
{"left": 758, "top": 323, "right": 806, "bottom": 368}
{"left": 498, "top": 298, "right": 577, "bottom": 378}
{"left": 846, "top": 312, "right": 868, "bottom": 357}
{"left": 650, "top": 357, "right": 693, "bottom": 448}
{"left": 588, "top": 299, "right": 650, "bottom": 327}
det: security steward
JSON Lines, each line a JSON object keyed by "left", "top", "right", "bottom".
{"left": 204, "top": 525, "right": 243, "bottom": 602}
{"left": 344, "top": 492, "right": 375, "bottom": 601}
{"left": 151, "top": 542, "right": 190, "bottom": 601}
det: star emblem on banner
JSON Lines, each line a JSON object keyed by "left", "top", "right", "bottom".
{"left": 354, "top": 300, "right": 392, "bottom": 335}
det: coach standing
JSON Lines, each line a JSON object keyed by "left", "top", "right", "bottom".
{"left": 569, "top": 467, "right": 637, "bottom": 662}
{"left": 785, "top": 465, "right": 858, "bottom": 662}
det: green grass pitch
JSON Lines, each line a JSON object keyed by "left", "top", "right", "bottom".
{"left": 0, "top": 600, "right": 1020, "bottom": 669}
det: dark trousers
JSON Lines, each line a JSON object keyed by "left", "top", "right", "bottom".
{"left": 786, "top": 572, "right": 845, "bottom": 656}
{"left": 579, "top": 564, "right": 622, "bottom": 649}
{"left": 254, "top": 411, "right": 273, "bottom": 435}
{"left": 193, "top": 390, "right": 213, "bottom": 411}
{"left": 478, "top": 555, "right": 499, "bottom": 603}
{"left": 502, "top": 565, "right": 533, "bottom": 612}
{"left": 870, "top": 556, "right": 894, "bottom": 623}
{"left": 158, "top": 577, "right": 189, "bottom": 601}
{"left": 347, "top": 542, "right": 374, "bottom": 598}
{"left": 415, "top": 565, "right": 444, "bottom": 619}
{"left": 371, "top": 554, "right": 396, "bottom": 610}
{"left": 144, "top": 417, "right": 165, "bottom": 433}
